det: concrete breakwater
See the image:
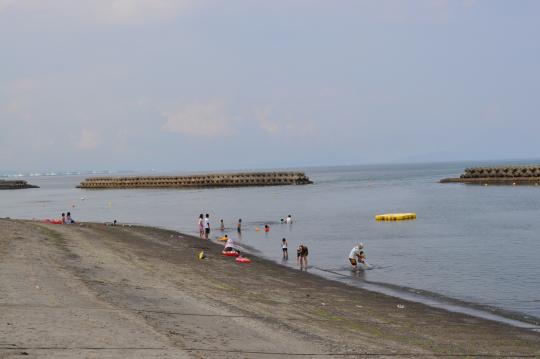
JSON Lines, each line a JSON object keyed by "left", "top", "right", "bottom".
{"left": 78, "top": 171, "right": 313, "bottom": 189}
{"left": 441, "top": 165, "right": 540, "bottom": 185}
{"left": 0, "top": 180, "right": 39, "bottom": 190}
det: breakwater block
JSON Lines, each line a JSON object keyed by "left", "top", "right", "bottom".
{"left": 0, "top": 180, "right": 39, "bottom": 190}
{"left": 77, "top": 171, "right": 313, "bottom": 189}
{"left": 441, "top": 165, "right": 540, "bottom": 185}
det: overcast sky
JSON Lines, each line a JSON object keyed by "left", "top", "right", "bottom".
{"left": 1, "top": 0, "right": 539, "bottom": 172}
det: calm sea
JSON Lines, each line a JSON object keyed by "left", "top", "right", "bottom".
{"left": 2, "top": 162, "right": 540, "bottom": 326}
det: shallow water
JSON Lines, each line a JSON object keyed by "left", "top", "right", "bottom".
{"left": 1, "top": 162, "right": 540, "bottom": 323}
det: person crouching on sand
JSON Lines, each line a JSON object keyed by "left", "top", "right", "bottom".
{"left": 66, "top": 212, "right": 75, "bottom": 224}
{"left": 224, "top": 236, "right": 240, "bottom": 255}
{"left": 348, "top": 243, "right": 364, "bottom": 270}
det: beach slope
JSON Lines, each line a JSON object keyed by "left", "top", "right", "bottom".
{"left": 1, "top": 219, "right": 539, "bottom": 358}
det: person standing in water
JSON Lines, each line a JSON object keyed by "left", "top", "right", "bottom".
{"left": 198, "top": 214, "right": 204, "bottom": 238}
{"left": 281, "top": 238, "right": 288, "bottom": 260}
{"left": 348, "top": 243, "right": 364, "bottom": 270}
{"left": 204, "top": 214, "right": 210, "bottom": 239}
{"left": 220, "top": 219, "right": 225, "bottom": 231}
{"left": 237, "top": 218, "right": 242, "bottom": 232}
{"left": 286, "top": 214, "right": 292, "bottom": 224}
{"left": 297, "top": 244, "right": 308, "bottom": 270}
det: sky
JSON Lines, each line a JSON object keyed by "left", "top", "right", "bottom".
{"left": 1, "top": 0, "right": 539, "bottom": 172}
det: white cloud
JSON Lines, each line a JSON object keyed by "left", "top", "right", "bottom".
{"left": 0, "top": 0, "right": 14, "bottom": 13}
{"left": 161, "top": 102, "right": 237, "bottom": 138}
{"left": 77, "top": 129, "right": 102, "bottom": 150}
{"left": 92, "top": 0, "right": 195, "bottom": 24}
{"left": 0, "top": 78, "right": 36, "bottom": 116}
{"left": 256, "top": 107, "right": 317, "bottom": 136}
{"left": 3, "top": 78, "right": 36, "bottom": 94}
{"left": 0, "top": 0, "right": 198, "bottom": 25}
{"left": 256, "top": 107, "right": 280, "bottom": 135}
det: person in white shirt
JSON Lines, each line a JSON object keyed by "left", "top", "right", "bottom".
{"left": 285, "top": 215, "right": 292, "bottom": 224}
{"left": 281, "top": 238, "right": 288, "bottom": 259}
{"left": 224, "top": 237, "right": 240, "bottom": 254}
{"left": 204, "top": 214, "right": 210, "bottom": 239}
{"left": 348, "top": 243, "right": 364, "bottom": 269}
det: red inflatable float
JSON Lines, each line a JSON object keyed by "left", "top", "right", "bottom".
{"left": 43, "top": 219, "right": 62, "bottom": 225}
{"left": 235, "top": 257, "right": 251, "bottom": 264}
{"left": 222, "top": 250, "right": 240, "bottom": 257}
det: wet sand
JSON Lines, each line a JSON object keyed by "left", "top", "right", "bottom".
{"left": 1, "top": 218, "right": 539, "bottom": 358}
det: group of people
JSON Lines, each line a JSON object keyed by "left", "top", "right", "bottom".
{"left": 348, "top": 243, "right": 366, "bottom": 270}
{"left": 199, "top": 214, "right": 367, "bottom": 272}
{"left": 198, "top": 214, "right": 211, "bottom": 239}
{"left": 279, "top": 239, "right": 307, "bottom": 270}
{"left": 61, "top": 212, "right": 75, "bottom": 224}
{"left": 200, "top": 215, "right": 244, "bottom": 239}
{"left": 280, "top": 215, "right": 293, "bottom": 224}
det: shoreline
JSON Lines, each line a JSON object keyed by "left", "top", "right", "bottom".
{"left": 7, "top": 216, "right": 540, "bottom": 330}
{"left": 2, "top": 218, "right": 540, "bottom": 357}
{"left": 183, "top": 227, "right": 540, "bottom": 330}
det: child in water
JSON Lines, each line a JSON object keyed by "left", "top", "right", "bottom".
{"left": 237, "top": 219, "right": 242, "bottom": 232}
{"left": 359, "top": 251, "right": 366, "bottom": 264}
{"left": 264, "top": 224, "right": 270, "bottom": 232}
{"left": 281, "top": 238, "right": 288, "bottom": 259}
{"left": 220, "top": 219, "right": 225, "bottom": 230}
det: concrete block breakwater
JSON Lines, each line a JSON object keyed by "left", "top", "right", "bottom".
{"left": 0, "top": 180, "right": 39, "bottom": 189}
{"left": 78, "top": 172, "right": 313, "bottom": 189}
{"left": 441, "top": 165, "right": 540, "bottom": 185}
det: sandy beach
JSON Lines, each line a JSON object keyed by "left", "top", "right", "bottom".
{"left": 1, "top": 218, "right": 539, "bottom": 358}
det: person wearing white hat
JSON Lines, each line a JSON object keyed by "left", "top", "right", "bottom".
{"left": 348, "top": 243, "right": 364, "bottom": 270}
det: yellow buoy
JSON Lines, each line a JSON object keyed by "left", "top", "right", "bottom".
{"left": 218, "top": 236, "right": 228, "bottom": 242}
{"left": 375, "top": 213, "right": 416, "bottom": 221}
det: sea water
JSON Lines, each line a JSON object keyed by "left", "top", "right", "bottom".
{"left": 1, "top": 162, "right": 539, "bottom": 325}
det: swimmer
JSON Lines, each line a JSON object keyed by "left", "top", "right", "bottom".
{"left": 286, "top": 215, "right": 292, "bottom": 224}
{"left": 264, "top": 224, "right": 270, "bottom": 232}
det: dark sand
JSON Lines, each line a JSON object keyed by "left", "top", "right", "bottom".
{"left": 1, "top": 218, "right": 539, "bottom": 358}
